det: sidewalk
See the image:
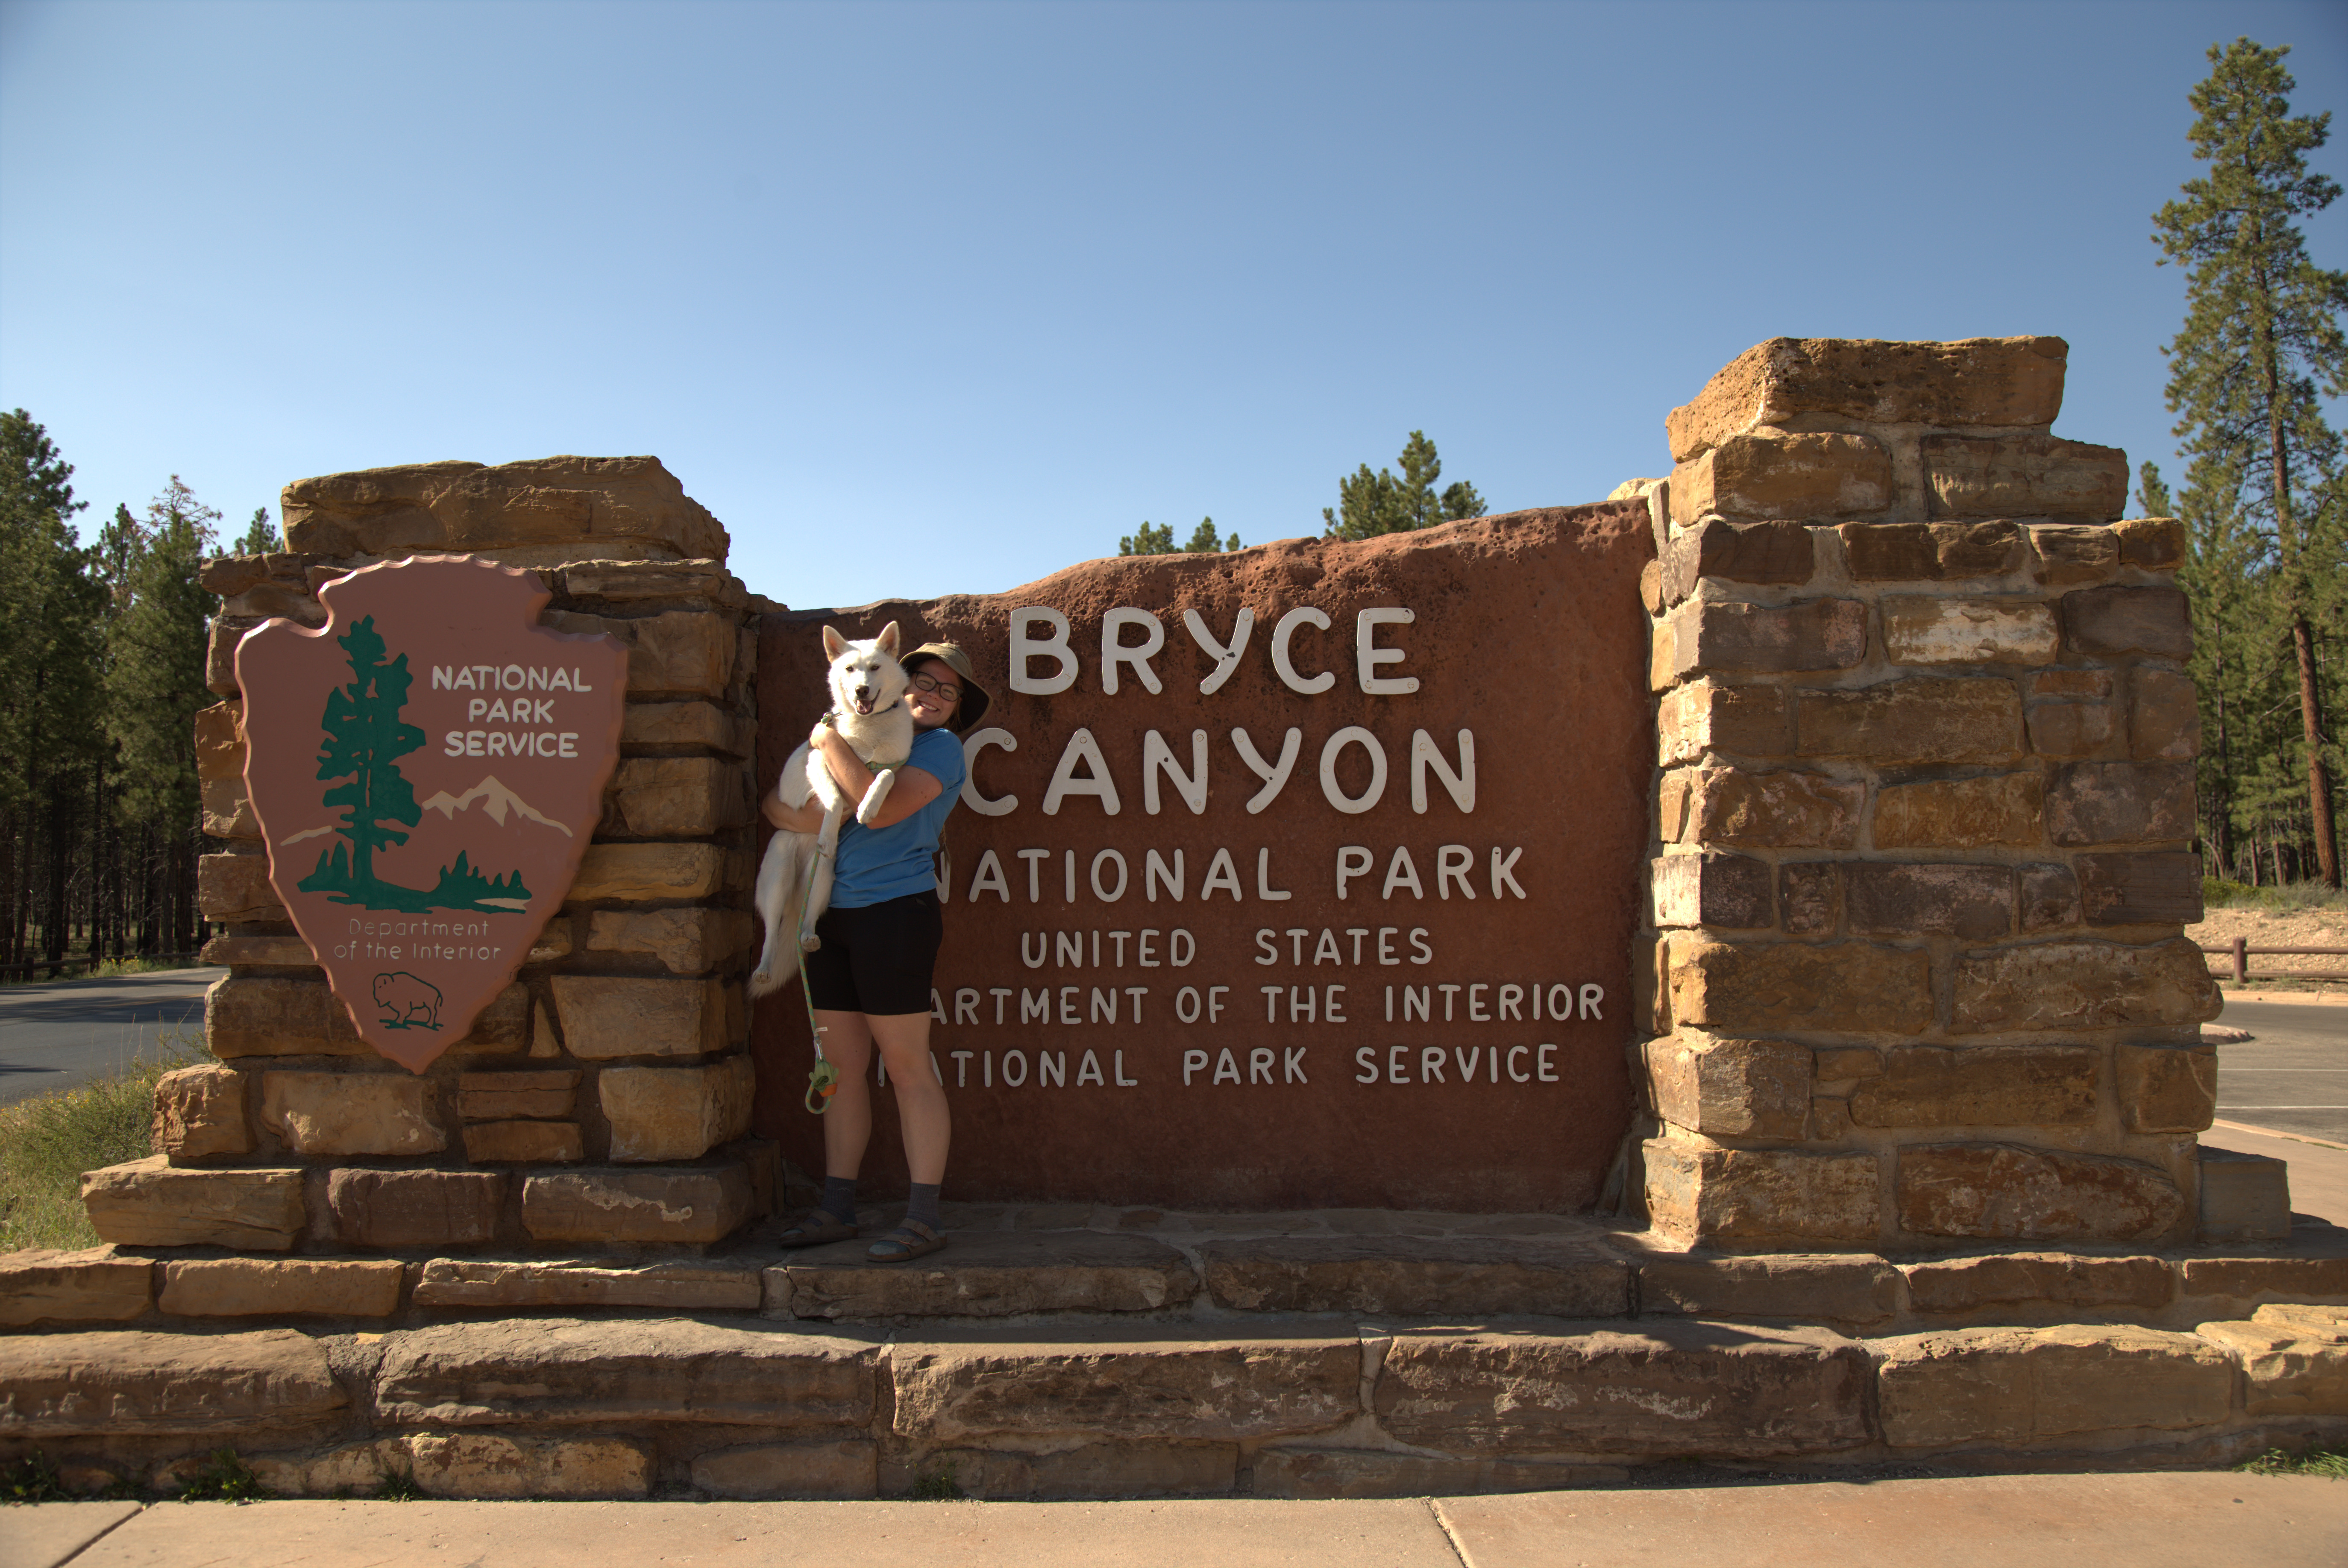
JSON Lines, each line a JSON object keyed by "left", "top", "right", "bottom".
{"left": 9, "top": 1474, "right": 2346, "bottom": 1568}
{"left": 2205, "top": 1120, "right": 2348, "bottom": 1227}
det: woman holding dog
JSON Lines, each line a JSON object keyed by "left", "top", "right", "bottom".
{"left": 762, "top": 641, "right": 990, "bottom": 1264}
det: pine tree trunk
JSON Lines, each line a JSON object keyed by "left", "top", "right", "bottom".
{"left": 43, "top": 775, "right": 69, "bottom": 967}
{"left": 2267, "top": 344, "right": 2342, "bottom": 885}
{"left": 0, "top": 808, "right": 15, "bottom": 965}
{"left": 2212, "top": 640, "right": 2234, "bottom": 872}
{"left": 2290, "top": 611, "right": 2339, "bottom": 885}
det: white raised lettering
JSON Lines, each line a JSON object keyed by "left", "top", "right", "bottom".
{"left": 1230, "top": 726, "right": 1301, "bottom": 814}
{"left": 1101, "top": 608, "right": 1165, "bottom": 695}
{"left": 1142, "top": 729, "right": 1208, "bottom": 815}
{"left": 1010, "top": 607, "right": 1079, "bottom": 695}
{"left": 1042, "top": 728, "right": 1121, "bottom": 816}
{"left": 1200, "top": 848, "right": 1244, "bottom": 901}
{"left": 1271, "top": 606, "right": 1335, "bottom": 695}
{"left": 1411, "top": 729, "right": 1476, "bottom": 814}
{"left": 1356, "top": 607, "right": 1418, "bottom": 695}
{"left": 1183, "top": 607, "right": 1255, "bottom": 695}
{"left": 1145, "top": 850, "right": 1183, "bottom": 901}
{"left": 1256, "top": 848, "right": 1292, "bottom": 901}
{"left": 1492, "top": 846, "right": 1526, "bottom": 899}
{"left": 1090, "top": 849, "right": 1129, "bottom": 902}
{"left": 1319, "top": 727, "right": 1387, "bottom": 814}
{"left": 969, "top": 850, "right": 1011, "bottom": 902}
{"left": 961, "top": 728, "right": 1018, "bottom": 816}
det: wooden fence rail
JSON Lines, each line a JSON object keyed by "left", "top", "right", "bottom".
{"left": 2201, "top": 938, "right": 2348, "bottom": 984}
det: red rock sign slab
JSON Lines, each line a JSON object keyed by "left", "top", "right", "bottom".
{"left": 753, "top": 505, "right": 1654, "bottom": 1211}
{"left": 238, "top": 557, "right": 626, "bottom": 1072}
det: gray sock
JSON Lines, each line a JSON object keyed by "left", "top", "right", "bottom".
{"left": 905, "top": 1181, "right": 942, "bottom": 1231}
{"left": 821, "top": 1175, "right": 858, "bottom": 1224}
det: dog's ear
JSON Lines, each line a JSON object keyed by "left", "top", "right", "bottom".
{"left": 821, "top": 625, "right": 846, "bottom": 660}
{"left": 875, "top": 621, "right": 901, "bottom": 658}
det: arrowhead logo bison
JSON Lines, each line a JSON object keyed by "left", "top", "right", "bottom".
{"left": 238, "top": 557, "right": 626, "bottom": 1072}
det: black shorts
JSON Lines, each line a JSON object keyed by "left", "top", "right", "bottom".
{"left": 803, "top": 891, "right": 942, "bottom": 1016}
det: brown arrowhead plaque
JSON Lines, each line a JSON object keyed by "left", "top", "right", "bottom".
{"left": 237, "top": 556, "right": 627, "bottom": 1072}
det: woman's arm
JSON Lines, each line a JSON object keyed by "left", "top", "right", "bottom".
{"left": 817, "top": 728, "right": 942, "bottom": 828}
{"left": 762, "top": 787, "right": 826, "bottom": 833}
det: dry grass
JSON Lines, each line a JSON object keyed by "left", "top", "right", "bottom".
{"left": 0, "top": 1032, "right": 199, "bottom": 1252}
{"left": 1, "top": 954, "right": 205, "bottom": 990}
{"left": 2192, "top": 884, "right": 2348, "bottom": 988}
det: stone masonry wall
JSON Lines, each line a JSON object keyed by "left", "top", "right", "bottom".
{"left": 1633, "top": 337, "right": 2225, "bottom": 1253}
{"left": 88, "top": 457, "right": 781, "bottom": 1256}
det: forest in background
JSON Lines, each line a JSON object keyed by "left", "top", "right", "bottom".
{"left": 0, "top": 411, "right": 275, "bottom": 977}
{"left": 2149, "top": 39, "right": 2346, "bottom": 891}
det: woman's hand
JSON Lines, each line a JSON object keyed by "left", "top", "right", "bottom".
{"left": 763, "top": 790, "right": 825, "bottom": 833}
{"left": 817, "top": 727, "right": 867, "bottom": 794}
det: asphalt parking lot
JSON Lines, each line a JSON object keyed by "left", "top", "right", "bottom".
{"left": 0, "top": 967, "right": 220, "bottom": 1106}
{"left": 2212, "top": 998, "right": 2348, "bottom": 1145}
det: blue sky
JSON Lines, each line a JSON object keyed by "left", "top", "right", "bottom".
{"left": 3, "top": 0, "right": 2343, "bottom": 610}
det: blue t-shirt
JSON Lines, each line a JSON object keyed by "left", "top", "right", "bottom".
{"left": 828, "top": 727, "right": 965, "bottom": 908}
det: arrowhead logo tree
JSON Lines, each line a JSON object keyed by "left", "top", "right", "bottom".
{"left": 297, "top": 613, "right": 534, "bottom": 914}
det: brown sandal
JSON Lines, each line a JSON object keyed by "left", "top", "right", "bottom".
{"left": 866, "top": 1219, "right": 946, "bottom": 1263}
{"left": 775, "top": 1208, "right": 858, "bottom": 1248}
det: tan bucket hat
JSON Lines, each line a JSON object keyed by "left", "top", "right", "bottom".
{"left": 903, "top": 641, "right": 993, "bottom": 733}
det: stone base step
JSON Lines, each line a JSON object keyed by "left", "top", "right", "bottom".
{"left": 10, "top": 1209, "right": 2348, "bottom": 1338}
{"left": 2, "top": 1307, "right": 2344, "bottom": 1501}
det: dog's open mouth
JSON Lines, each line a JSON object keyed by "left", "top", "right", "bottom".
{"left": 853, "top": 696, "right": 876, "bottom": 715}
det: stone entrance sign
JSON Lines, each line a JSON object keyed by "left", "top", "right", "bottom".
{"left": 238, "top": 556, "right": 628, "bottom": 1072}
{"left": 754, "top": 504, "right": 1655, "bottom": 1209}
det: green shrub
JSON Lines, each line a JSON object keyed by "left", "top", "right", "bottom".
{"left": 174, "top": 1448, "right": 263, "bottom": 1503}
{"left": 2201, "top": 875, "right": 2348, "bottom": 913}
{"left": 1, "top": 1450, "right": 71, "bottom": 1503}
{"left": 2239, "top": 1442, "right": 2348, "bottom": 1478}
{"left": 2204, "top": 876, "right": 2258, "bottom": 907}
{"left": 910, "top": 1459, "right": 964, "bottom": 1500}
{"left": 0, "top": 1032, "right": 200, "bottom": 1251}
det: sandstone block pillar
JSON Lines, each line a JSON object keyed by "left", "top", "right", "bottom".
{"left": 1635, "top": 337, "right": 2219, "bottom": 1252}
{"left": 91, "top": 457, "right": 775, "bottom": 1255}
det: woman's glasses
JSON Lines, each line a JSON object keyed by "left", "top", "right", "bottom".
{"left": 911, "top": 673, "right": 962, "bottom": 702}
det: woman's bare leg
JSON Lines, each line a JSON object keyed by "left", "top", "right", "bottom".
{"left": 812, "top": 1010, "right": 875, "bottom": 1182}
{"left": 867, "top": 1011, "right": 950, "bottom": 1186}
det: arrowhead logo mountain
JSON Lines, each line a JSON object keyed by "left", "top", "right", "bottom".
{"left": 237, "top": 556, "right": 627, "bottom": 1072}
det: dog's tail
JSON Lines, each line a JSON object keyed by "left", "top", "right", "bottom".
{"left": 748, "top": 834, "right": 812, "bottom": 1000}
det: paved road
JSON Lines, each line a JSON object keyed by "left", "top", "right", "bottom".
{"left": 0, "top": 969, "right": 221, "bottom": 1107}
{"left": 2211, "top": 999, "right": 2348, "bottom": 1145}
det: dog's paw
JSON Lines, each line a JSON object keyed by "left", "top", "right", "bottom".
{"left": 748, "top": 966, "right": 780, "bottom": 999}
{"left": 798, "top": 933, "right": 823, "bottom": 953}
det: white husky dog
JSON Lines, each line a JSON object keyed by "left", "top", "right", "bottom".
{"left": 748, "top": 622, "right": 916, "bottom": 999}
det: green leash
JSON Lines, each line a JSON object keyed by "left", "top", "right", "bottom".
{"left": 792, "top": 848, "right": 839, "bottom": 1115}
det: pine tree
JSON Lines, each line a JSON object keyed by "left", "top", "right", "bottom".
{"left": 2152, "top": 456, "right": 2257, "bottom": 875}
{"left": 106, "top": 479, "right": 219, "bottom": 953}
{"left": 233, "top": 507, "right": 280, "bottom": 555}
{"left": 1322, "top": 432, "right": 1486, "bottom": 540}
{"left": 0, "top": 412, "right": 102, "bottom": 966}
{"left": 1183, "top": 517, "right": 1240, "bottom": 552}
{"left": 1119, "top": 517, "right": 1240, "bottom": 555}
{"left": 2154, "top": 37, "right": 2348, "bottom": 884}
